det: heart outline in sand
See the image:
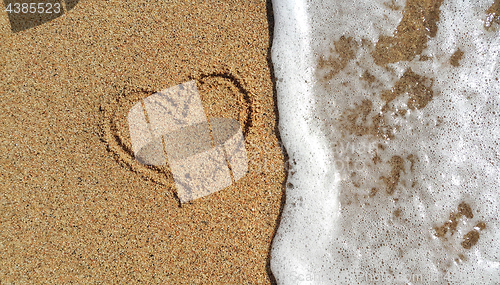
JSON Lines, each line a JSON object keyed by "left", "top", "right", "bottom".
{"left": 100, "top": 68, "right": 254, "bottom": 202}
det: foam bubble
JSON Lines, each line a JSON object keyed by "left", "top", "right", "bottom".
{"left": 271, "top": 0, "right": 500, "bottom": 284}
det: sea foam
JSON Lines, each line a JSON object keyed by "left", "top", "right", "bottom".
{"left": 270, "top": 0, "right": 500, "bottom": 284}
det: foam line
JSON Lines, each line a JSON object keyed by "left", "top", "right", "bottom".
{"left": 270, "top": 0, "right": 340, "bottom": 283}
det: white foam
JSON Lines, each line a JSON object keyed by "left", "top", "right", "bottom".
{"left": 271, "top": 0, "right": 500, "bottom": 284}
{"left": 270, "top": 1, "right": 341, "bottom": 280}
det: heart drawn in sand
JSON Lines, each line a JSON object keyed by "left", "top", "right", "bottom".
{"left": 101, "top": 71, "right": 253, "bottom": 203}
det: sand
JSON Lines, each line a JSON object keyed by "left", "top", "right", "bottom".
{"left": 0, "top": 0, "right": 285, "bottom": 283}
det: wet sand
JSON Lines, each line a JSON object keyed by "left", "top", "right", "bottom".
{"left": 0, "top": 0, "right": 285, "bottom": 283}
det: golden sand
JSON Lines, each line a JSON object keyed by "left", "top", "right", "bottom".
{"left": 0, "top": 0, "right": 285, "bottom": 283}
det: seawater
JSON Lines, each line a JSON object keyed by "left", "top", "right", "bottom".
{"left": 270, "top": 0, "right": 500, "bottom": 284}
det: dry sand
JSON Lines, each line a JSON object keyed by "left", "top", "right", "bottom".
{"left": 0, "top": 0, "right": 286, "bottom": 283}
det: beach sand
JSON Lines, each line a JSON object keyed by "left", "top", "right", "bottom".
{"left": 0, "top": 0, "right": 285, "bottom": 283}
